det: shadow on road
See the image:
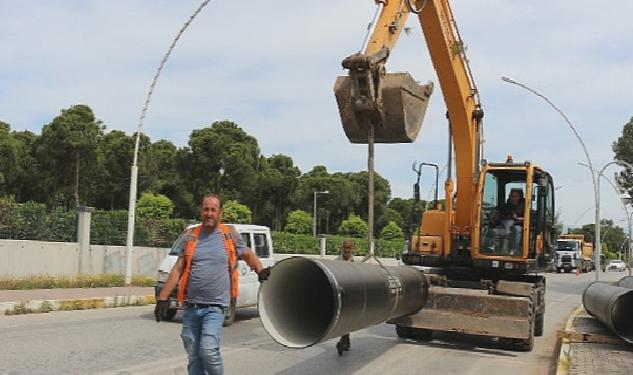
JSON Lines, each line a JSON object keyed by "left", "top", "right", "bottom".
{"left": 370, "top": 327, "right": 518, "bottom": 357}
{"left": 275, "top": 335, "right": 399, "bottom": 375}
{"left": 409, "top": 332, "right": 518, "bottom": 357}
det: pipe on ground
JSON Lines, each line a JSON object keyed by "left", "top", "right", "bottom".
{"left": 616, "top": 276, "right": 633, "bottom": 289}
{"left": 582, "top": 281, "right": 633, "bottom": 343}
{"left": 258, "top": 257, "right": 429, "bottom": 348}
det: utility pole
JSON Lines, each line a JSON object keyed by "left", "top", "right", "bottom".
{"left": 313, "top": 190, "right": 329, "bottom": 237}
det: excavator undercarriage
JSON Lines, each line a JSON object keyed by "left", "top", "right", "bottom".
{"left": 388, "top": 270, "right": 546, "bottom": 351}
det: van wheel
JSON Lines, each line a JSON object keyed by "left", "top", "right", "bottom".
{"left": 223, "top": 298, "right": 237, "bottom": 327}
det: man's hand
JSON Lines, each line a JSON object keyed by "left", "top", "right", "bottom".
{"left": 154, "top": 299, "right": 170, "bottom": 322}
{"left": 258, "top": 266, "right": 272, "bottom": 282}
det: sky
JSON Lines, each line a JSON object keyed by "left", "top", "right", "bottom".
{"left": 1, "top": 1, "right": 633, "bottom": 230}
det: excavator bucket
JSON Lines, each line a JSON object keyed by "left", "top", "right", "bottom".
{"left": 334, "top": 72, "right": 433, "bottom": 143}
{"left": 389, "top": 286, "right": 533, "bottom": 339}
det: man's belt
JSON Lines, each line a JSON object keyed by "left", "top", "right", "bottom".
{"left": 184, "top": 302, "right": 224, "bottom": 309}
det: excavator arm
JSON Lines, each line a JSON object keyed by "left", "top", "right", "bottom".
{"left": 336, "top": 0, "right": 482, "bottom": 236}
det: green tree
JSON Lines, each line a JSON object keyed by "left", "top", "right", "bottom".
{"left": 284, "top": 210, "right": 313, "bottom": 235}
{"left": 378, "top": 207, "right": 403, "bottom": 231}
{"left": 222, "top": 200, "right": 252, "bottom": 224}
{"left": 292, "top": 166, "right": 360, "bottom": 234}
{"left": 136, "top": 192, "right": 174, "bottom": 220}
{"left": 186, "top": 121, "right": 260, "bottom": 207}
{"left": 39, "top": 104, "right": 104, "bottom": 207}
{"left": 144, "top": 139, "right": 179, "bottom": 193}
{"left": 0, "top": 122, "right": 19, "bottom": 193}
{"left": 254, "top": 154, "right": 301, "bottom": 230}
{"left": 0, "top": 196, "right": 17, "bottom": 237}
{"left": 96, "top": 130, "right": 134, "bottom": 209}
{"left": 613, "top": 117, "right": 633, "bottom": 195}
{"left": 9, "top": 130, "right": 41, "bottom": 202}
{"left": 347, "top": 171, "right": 391, "bottom": 233}
{"left": 338, "top": 214, "right": 368, "bottom": 238}
{"left": 380, "top": 220, "right": 404, "bottom": 241}
{"left": 380, "top": 221, "right": 404, "bottom": 240}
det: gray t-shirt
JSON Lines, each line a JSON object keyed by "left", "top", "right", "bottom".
{"left": 178, "top": 225, "right": 246, "bottom": 307}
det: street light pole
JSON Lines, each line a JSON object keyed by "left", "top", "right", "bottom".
{"left": 580, "top": 160, "right": 633, "bottom": 276}
{"left": 502, "top": 76, "right": 599, "bottom": 279}
{"left": 313, "top": 190, "right": 329, "bottom": 237}
{"left": 123, "top": 1, "right": 211, "bottom": 286}
{"left": 628, "top": 213, "right": 633, "bottom": 276}
{"left": 579, "top": 160, "right": 633, "bottom": 278}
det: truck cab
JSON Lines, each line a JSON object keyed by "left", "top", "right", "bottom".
{"left": 555, "top": 239, "right": 582, "bottom": 273}
{"left": 154, "top": 224, "right": 275, "bottom": 325}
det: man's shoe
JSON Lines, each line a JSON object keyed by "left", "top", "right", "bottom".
{"left": 336, "top": 341, "right": 344, "bottom": 356}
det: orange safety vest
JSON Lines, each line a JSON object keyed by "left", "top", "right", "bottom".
{"left": 177, "top": 223, "right": 239, "bottom": 303}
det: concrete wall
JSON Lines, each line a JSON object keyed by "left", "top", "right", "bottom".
{"left": 0, "top": 240, "right": 169, "bottom": 278}
{"left": 0, "top": 239, "right": 399, "bottom": 278}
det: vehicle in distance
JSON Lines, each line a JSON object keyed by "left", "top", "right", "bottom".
{"left": 607, "top": 259, "right": 626, "bottom": 272}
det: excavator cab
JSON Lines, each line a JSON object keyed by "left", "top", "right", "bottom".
{"left": 474, "top": 162, "right": 556, "bottom": 273}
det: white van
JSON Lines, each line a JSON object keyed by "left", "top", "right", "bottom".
{"left": 154, "top": 224, "right": 275, "bottom": 326}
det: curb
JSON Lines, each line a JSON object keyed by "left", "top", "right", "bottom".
{"left": 555, "top": 304, "right": 584, "bottom": 375}
{"left": 1, "top": 295, "right": 156, "bottom": 316}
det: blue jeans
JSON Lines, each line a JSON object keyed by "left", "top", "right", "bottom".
{"left": 181, "top": 305, "right": 225, "bottom": 375}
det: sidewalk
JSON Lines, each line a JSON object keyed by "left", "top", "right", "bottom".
{"left": 557, "top": 306, "right": 633, "bottom": 374}
{"left": 0, "top": 287, "right": 155, "bottom": 315}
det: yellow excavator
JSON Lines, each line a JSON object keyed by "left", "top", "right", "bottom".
{"left": 334, "top": 0, "right": 556, "bottom": 350}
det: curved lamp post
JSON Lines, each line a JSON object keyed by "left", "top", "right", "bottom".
{"left": 124, "top": 1, "right": 211, "bottom": 285}
{"left": 580, "top": 160, "right": 633, "bottom": 276}
{"left": 501, "top": 76, "right": 599, "bottom": 279}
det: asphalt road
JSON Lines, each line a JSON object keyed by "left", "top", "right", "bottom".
{"left": 0, "top": 270, "right": 625, "bottom": 375}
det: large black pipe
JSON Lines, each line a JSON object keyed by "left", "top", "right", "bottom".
{"left": 258, "top": 257, "right": 429, "bottom": 348}
{"left": 616, "top": 276, "right": 633, "bottom": 289}
{"left": 582, "top": 281, "right": 633, "bottom": 343}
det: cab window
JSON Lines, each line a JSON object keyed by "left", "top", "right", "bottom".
{"left": 240, "top": 232, "right": 251, "bottom": 248}
{"left": 254, "top": 233, "right": 270, "bottom": 258}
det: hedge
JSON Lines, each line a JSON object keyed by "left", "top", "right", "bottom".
{"left": 271, "top": 232, "right": 404, "bottom": 258}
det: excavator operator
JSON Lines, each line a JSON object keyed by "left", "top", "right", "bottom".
{"left": 491, "top": 189, "right": 525, "bottom": 228}
{"left": 487, "top": 189, "right": 525, "bottom": 254}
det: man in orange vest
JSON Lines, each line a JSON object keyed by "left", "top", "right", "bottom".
{"left": 155, "top": 193, "right": 271, "bottom": 375}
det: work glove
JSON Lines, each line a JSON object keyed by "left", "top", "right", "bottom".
{"left": 154, "top": 299, "right": 170, "bottom": 322}
{"left": 258, "top": 266, "right": 272, "bottom": 282}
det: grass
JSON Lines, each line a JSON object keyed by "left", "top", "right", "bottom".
{"left": 5, "top": 302, "right": 32, "bottom": 315}
{"left": 0, "top": 273, "right": 155, "bottom": 290}
{"left": 38, "top": 300, "right": 53, "bottom": 313}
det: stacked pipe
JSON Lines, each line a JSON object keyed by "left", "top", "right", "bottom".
{"left": 617, "top": 276, "right": 633, "bottom": 289}
{"left": 258, "top": 257, "right": 429, "bottom": 348}
{"left": 582, "top": 277, "right": 633, "bottom": 344}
